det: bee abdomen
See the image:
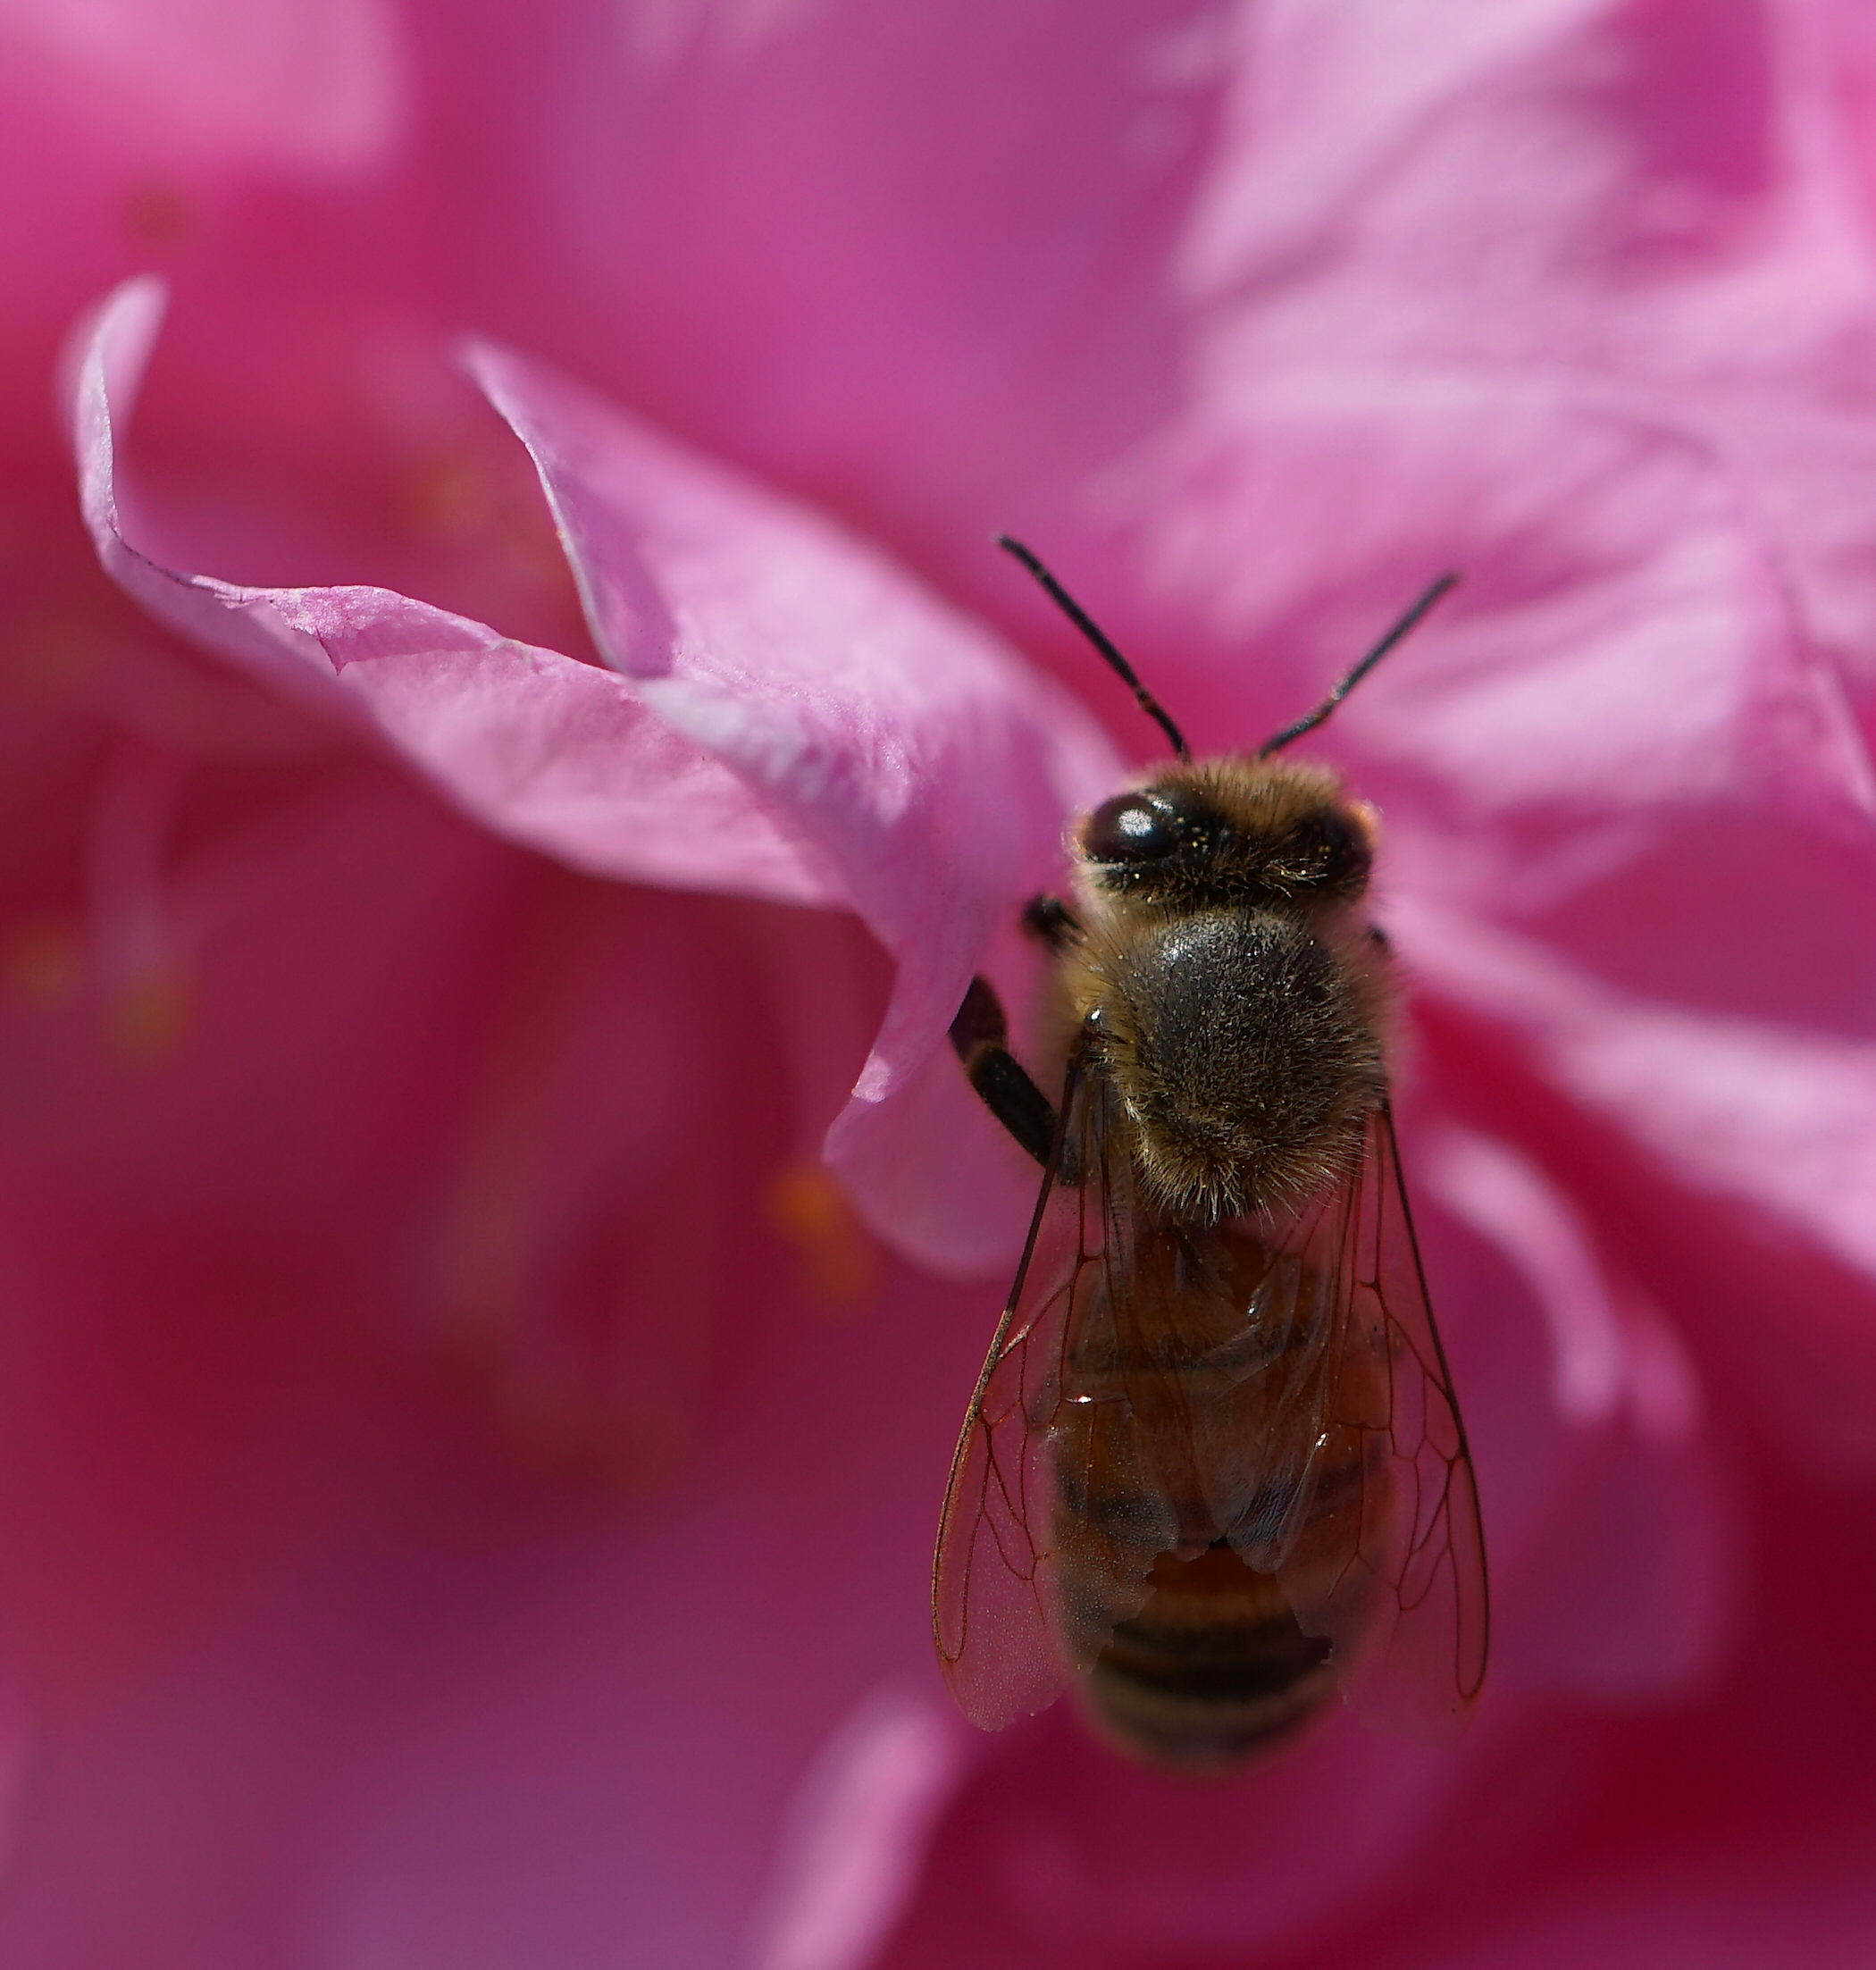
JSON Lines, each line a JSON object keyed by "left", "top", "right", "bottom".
{"left": 1084, "top": 1542, "right": 1335, "bottom": 1771}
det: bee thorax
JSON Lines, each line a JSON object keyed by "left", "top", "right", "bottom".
{"left": 1093, "top": 909, "right": 1386, "bottom": 1220}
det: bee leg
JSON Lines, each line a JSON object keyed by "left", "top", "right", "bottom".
{"left": 949, "top": 976, "right": 1057, "bottom": 1168}
{"left": 1022, "top": 893, "right": 1080, "bottom": 949}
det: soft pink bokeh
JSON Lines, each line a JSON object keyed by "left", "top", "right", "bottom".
{"left": 5, "top": 2, "right": 1876, "bottom": 1965}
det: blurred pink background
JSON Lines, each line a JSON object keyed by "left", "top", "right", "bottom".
{"left": 4, "top": 1, "right": 1876, "bottom": 1964}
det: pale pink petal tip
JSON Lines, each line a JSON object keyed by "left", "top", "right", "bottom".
{"left": 71, "top": 279, "right": 852, "bottom": 906}
{"left": 748, "top": 1688, "right": 968, "bottom": 1970}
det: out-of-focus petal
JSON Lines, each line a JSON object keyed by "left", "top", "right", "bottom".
{"left": 1425, "top": 1127, "right": 1693, "bottom": 1437}
{"left": 540, "top": 0, "right": 1234, "bottom": 608}
{"left": 1418, "top": 1121, "right": 1735, "bottom": 1703}
{"left": 747, "top": 1685, "right": 969, "bottom": 1970}
{"left": 1179, "top": 0, "right": 1610, "bottom": 296}
{"left": 297, "top": 1268, "right": 983, "bottom": 1970}
{"left": 1171, "top": 0, "right": 1876, "bottom": 762}
{"left": 1385, "top": 1824, "right": 1876, "bottom": 1970}
{"left": 0, "top": 0, "right": 405, "bottom": 173}
{"left": 1109, "top": 379, "right": 1873, "bottom": 814}
{"left": 1397, "top": 899, "right": 1876, "bottom": 1462}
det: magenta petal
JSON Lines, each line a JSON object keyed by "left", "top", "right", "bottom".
{"left": 466, "top": 340, "right": 1122, "bottom": 1267}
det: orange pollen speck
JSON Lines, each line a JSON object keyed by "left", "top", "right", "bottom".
{"left": 110, "top": 959, "right": 193, "bottom": 1062}
{"left": 766, "top": 1161, "right": 883, "bottom": 1315}
{"left": 3, "top": 922, "right": 81, "bottom": 1008}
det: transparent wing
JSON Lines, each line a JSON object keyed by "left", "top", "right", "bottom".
{"left": 933, "top": 1074, "right": 1487, "bottom": 1739}
{"left": 932, "top": 1056, "right": 1177, "bottom": 1731}
{"left": 1239, "top": 1100, "right": 1489, "bottom": 1736}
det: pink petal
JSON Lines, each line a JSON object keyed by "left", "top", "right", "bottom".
{"left": 537, "top": 0, "right": 1235, "bottom": 606}
{"left": 1388, "top": 1832, "right": 1876, "bottom": 1970}
{"left": 297, "top": 1264, "right": 988, "bottom": 1968}
{"left": 748, "top": 1686, "right": 968, "bottom": 1970}
{"left": 1426, "top": 1127, "right": 1697, "bottom": 1438}
{"left": 76, "top": 277, "right": 1122, "bottom": 1271}
{"left": 464, "top": 337, "right": 1121, "bottom": 1266}
{"left": 74, "top": 278, "right": 839, "bottom": 909}
{"left": 1417, "top": 1120, "right": 1735, "bottom": 1703}
{"left": 1169, "top": 0, "right": 1876, "bottom": 766}
{"left": 0, "top": 1115, "right": 986, "bottom": 1964}
{"left": 0, "top": 0, "right": 406, "bottom": 173}
{"left": 1397, "top": 897, "right": 1876, "bottom": 1462}
{"left": 25, "top": 9, "right": 1876, "bottom": 1960}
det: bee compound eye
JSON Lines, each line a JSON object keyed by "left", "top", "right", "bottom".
{"left": 1277, "top": 809, "right": 1372, "bottom": 891}
{"left": 1319, "top": 809, "right": 1373, "bottom": 887}
{"left": 1083, "top": 792, "right": 1186, "bottom": 864}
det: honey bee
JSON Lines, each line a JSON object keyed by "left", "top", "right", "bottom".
{"left": 933, "top": 540, "right": 1487, "bottom": 1772}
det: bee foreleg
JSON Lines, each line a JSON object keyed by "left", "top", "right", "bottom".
{"left": 1021, "top": 894, "right": 1080, "bottom": 949}
{"left": 949, "top": 976, "right": 1058, "bottom": 1168}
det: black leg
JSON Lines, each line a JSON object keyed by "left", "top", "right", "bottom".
{"left": 1022, "top": 893, "right": 1079, "bottom": 949}
{"left": 949, "top": 976, "right": 1056, "bottom": 1168}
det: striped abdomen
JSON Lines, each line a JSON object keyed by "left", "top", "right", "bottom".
{"left": 1043, "top": 1211, "right": 1388, "bottom": 1771}
{"left": 1085, "top": 1541, "right": 1335, "bottom": 1769}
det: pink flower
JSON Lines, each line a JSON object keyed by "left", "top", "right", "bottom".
{"left": 6, "top": 2, "right": 1876, "bottom": 1966}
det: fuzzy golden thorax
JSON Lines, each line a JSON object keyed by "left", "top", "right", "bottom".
{"left": 1052, "top": 757, "right": 1394, "bottom": 1223}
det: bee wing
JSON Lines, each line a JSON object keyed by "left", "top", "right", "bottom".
{"left": 934, "top": 1073, "right": 1487, "bottom": 1741}
{"left": 932, "top": 1056, "right": 1177, "bottom": 1730}
{"left": 1253, "top": 1100, "right": 1489, "bottom": 1736}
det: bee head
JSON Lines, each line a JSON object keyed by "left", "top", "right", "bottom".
{"left": 1079, "top": 762, "right": 1374, "bottom": 910}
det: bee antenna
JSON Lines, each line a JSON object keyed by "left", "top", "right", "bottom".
{"left": 995, "top": 535, "right": 1190, "bottom": 760}
{"left": 1258, "top": 573, "right": 1460, "bottom": 758}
